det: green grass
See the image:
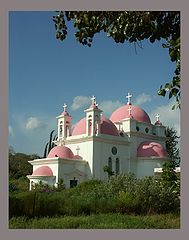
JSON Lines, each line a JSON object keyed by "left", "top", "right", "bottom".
{"left": 9, "top": 213, "right": 180, "bottom": 229}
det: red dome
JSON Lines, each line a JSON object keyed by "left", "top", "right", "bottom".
{"left": 137, "top": 141, "right": 168, "bottom": 158}
{"left": 72, "top": 116, "right": 119, "bottom": 136}
{"left": 47, "top": 146, "right": 74, "bottom": 159}
{"left": 32, "top": 166, "right": 53, "bottom": 176}
{"left": 110, "top": 104, "right": 151, "bottom": 124}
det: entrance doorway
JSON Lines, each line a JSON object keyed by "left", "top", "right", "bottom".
{"left": 70, "top": 177, "right": 78, "bottom": 188}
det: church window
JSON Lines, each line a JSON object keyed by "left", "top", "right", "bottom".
{"left": 115, "top": 158, "right": 120, "bottom": 175}
{"left": 112, "top": 146, "right": 117, "bottom": 155}
{"left": 145, "top": 127, "right": 149, "bottom": 133}
{"left": 59, "top": 121, "right": 63, "bottom": 137}
{"left": 136, "top": 126, "right": 140, "bottom": 131}
{"left": 88, "top": 120, "right": 92, "bottom": 135}
{"left": 108, "top": 157, "right": 112, "bottom": 172}
{"left": 120, "top": 131, "right": 124, "bottom": 137}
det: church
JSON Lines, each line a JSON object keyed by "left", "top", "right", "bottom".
{"left": 27, "top": 93, "right": 170, "bottom": 189}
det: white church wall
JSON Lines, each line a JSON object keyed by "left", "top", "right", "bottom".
{"left": 136, "top": 158, "right": 165, "bottom": 178}
{"left": 58, "top": 162, "right": 87, "bottom": 188}
{"left": 93, "top": 139, "right": 130, "bottom": 180}
{"left": 66, "top": 140, "right": 94, "bottom": 175}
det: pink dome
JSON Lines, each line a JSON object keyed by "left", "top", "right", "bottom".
{"left": 73, "top": 155, "right": 83, "bottom": 159}
{"left": 61, "top": 111, "right": 69, "bottom": 116}
{"left": 137, "top": 141, "right": 168, "bottom": 158}
{"left": 47, "top": 146, "right": 74, "bottom": 159}
{"left": 72, "top": 116, "right": 119, "bottom": 136}
{"left": 32, "top": 166, "right": 53, "bottom": 176}
{"left": 110, "top": 104, "right": 151, "bottom": 124}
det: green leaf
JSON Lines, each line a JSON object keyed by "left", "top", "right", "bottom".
{"left": 169, "top": 91, "right": 173, "bottom": 99}
{"left": 172, "top": 105, "right": 176, "bottom": 110}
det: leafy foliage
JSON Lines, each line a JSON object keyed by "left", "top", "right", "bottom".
{"left": 165, "top": 127, "right": 180, "bottom": 166}
{"left": 9, "top": 174, "right": 180, "bottom": 218}
{"left": 31, "top": 179, "right": 65, "bottom": 193}
{"left": 161, "top": 161, "right": 178, "bottom": 189}
{"left": 9, "top": 151, "right": 40, "bottom": 180}
{"left": 103, "top": 165, "right": 114, "bottom": 178}
{"left": 53, "top": 11, "right": 180, "bottom": 108}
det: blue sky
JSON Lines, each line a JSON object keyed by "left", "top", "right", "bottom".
{"left": 9, "top": 11, "right": 180, "bottom": 156}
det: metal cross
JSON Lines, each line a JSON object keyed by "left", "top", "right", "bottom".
{"left": 91, "top": 95, "right": 96, "bottom": 105}
{"left": 63, "top": 103, "right": 67, "bottom": 112}
{"left": 156, "top": 114, "right": 160, "bottom": 122}
{"left": 76, "top": 146, "right": 80, "bottom": 155}
{"left": 126, "top": 92, "right": 132, "bottom": 104}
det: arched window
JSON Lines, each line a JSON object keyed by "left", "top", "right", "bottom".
{"left": 108, "top": 157, "right": 112, "bottom": 172}
{"left": 88, "top": 115, "right": 92, "bottom": 136}
{"left": 95, "top": 115, "right": 99, "bottom": 135}
{"left": 59, "top": 125, "right": 63, "bottom": 136}
{"left": 115, "top": 158, "right": 120, "bottom": 175}
{"left": 59, "top": 121, "right": 63, "bottom": 137}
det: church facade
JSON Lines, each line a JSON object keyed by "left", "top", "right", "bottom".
{"left": 27, "top": 93, "right": 169, "bottom": 189}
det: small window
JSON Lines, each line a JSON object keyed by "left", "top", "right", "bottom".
{"left": 145, "top": 127, "right": 149, "bottom": 133}
{"left": 112, "top": 147, "right": 117, "bottom": 155}
{"left": 120, "top": 132, "right": 124, "bottom": 137}
{"left": 136, "top": 126, "right": 140, "bottom": 131}
{"left": 115, "top": 158, "right": 120, "bottom": 175}
{"left": 108, "top": 157, "right": 112, "bottom": 172}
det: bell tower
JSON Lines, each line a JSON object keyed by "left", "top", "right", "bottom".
{"left": 84, "top": 96, "right": 102, "bottom": 136}
{"left": 56, "top": 103, "right": 72, "bottom": 144}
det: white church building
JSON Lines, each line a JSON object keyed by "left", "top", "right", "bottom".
{"left": 27, "top": 93, "right": 170, "bottom": 189}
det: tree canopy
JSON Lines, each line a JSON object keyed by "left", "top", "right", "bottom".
{"left": 165, "top": 127, "right": 180, "bottom": 167}
{"left": 53, "top": 11, "right": 180, "bottom": 109}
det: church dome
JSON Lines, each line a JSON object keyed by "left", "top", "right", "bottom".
{"left": 32, "top": 166, "right": 53, "bottom": 176}
{"left": 72, "top": 116, "right": 119, "bottom": 136}
{"left": 137, "top": 141, "right": 168, "bottom": 158}
{"left": 47, "top": 146, "right": 74, "bottom": 159}
{"left": 110, "top": 104, "right": 151, "bottom": 124}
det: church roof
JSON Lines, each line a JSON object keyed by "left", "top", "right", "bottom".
{"left": 47, "top": 146, "right": 74, "bottom": 159}
{"left": 110, "top": 104, "right": 151, "bottom": 124}
{"left": 32, "top": 166, "right": 53, "bottom": 176}
{"left": 137, "top": 141, "right": 168, "bottom": 158}
{"left": 72, "top": 115, "right": 119, "bottom": 136}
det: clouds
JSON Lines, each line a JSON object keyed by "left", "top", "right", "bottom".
{"left": 149, "top": 101, "right": 180, "bottom": 136}
{"left": 99, "top": 100, "right": 123, "bottom": 116}
{"left": 134, "top": 93, "right": 152, "bottom": 106}
{"left": 71, "top": 96, "right": 91, "bottom": 111}
{"left": 71, "top": 95, "right": 123, "bottom": 117}
{"left": 9, "top": 126, "right": 14, "bottom": 137}
{"left": 25, "top": 117, "right": 47, "bottom": 131}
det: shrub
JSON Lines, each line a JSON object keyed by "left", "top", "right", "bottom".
{"left": 9, "top": 173, "right": 180, "bottom": 218}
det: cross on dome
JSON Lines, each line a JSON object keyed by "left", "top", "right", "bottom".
{"left": 156, "top": 114, "right": 160, "bottom": 122}
{"left": 63, "top": 103, "right": 67, "bottom": 112}
{"left": 91, "top": 95, "right": 96, "bottom": 105}
{"left": 126, "top": 92, "right": 132, "bottom": 105}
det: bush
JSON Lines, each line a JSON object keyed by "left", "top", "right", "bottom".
{"left": 9, "top": 174, "right": 180, "bottom": 218}
{"left": 9, "top": 177, "right": 30, "bottom": 192}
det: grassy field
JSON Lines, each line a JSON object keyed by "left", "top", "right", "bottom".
{"left": 9, "top": 213, "right": 180, "bottom": 229}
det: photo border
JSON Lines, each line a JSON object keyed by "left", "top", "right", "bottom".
{"left": 0, "top": 0, "right": 188, "bottom": 239}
